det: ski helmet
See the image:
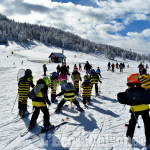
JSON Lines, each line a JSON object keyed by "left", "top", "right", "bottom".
{"left": 43, "top": 76, "right": 51, "bottom": 87}
{"left": 25, "top": 69, "right": 32, "bottom": 77}
{"left": 127, "top": 73, "right": 140, "bottom": 84}
{"left": 51, "top": 72, "right": 57, "bottom": 76}
{"left": 62, "top": 82, "right": 74, "bottom": 90}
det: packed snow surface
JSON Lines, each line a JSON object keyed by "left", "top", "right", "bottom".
{"left": 0, "top": 41, "right": 149, "bottom": 150}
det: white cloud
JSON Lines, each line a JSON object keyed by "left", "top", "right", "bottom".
{"left": 0, "top": 0, "right": 150, "bottom": 54}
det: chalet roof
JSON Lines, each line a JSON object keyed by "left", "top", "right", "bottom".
{"left": 49, "top": 52, "right": 66, "bottom": 58}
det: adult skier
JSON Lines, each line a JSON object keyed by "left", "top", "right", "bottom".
{"left": 43, "top": 64, "right": 47, "bottom": 76}
{"left": 28, "top": 77, "right": 52, "bottom": 130}
{"left": 138, "top": 62, "right": 144, "bottom": 75}
{"left": 111, "top": 63, "right": 115, "bottom": 72}
{"left": 57, "top": 62, "right": 70, "bottom": 82}
{"left": 117, "top": 73, "right": 150, "bottom": 147}
{"left": 18, "top": 69, "right": 34, "bottom": 116}
{"left": 84, "top": 61, "right": 92, "bottom": 74}
{"left": 55, "top": 82, "right": 84, "bottom": 113}
{"left": 108, "top": 62, "right": 111, "bottom": 70}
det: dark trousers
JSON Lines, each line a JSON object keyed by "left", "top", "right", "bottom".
{"left": 92, "top": 83, "right": 98, "bottom": 94}
{"left": 18, "top": 101, "right": 27, "bottom": 111}
{"left": 30, "top": 106, "right": 50, "bottom": 127}
{"left": 126, "top": 110, "right": 150, "bottom": 144}
{"left": 58, "top": 99, "right": 79, "bottom": 109}
{"left": 83, "top": 97, "right": 91, "bottom": 104}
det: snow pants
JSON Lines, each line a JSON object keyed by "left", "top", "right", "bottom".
{"left": 126, "top": 110, "right": 150, "bottom": 145}
{"left": 57, "top": 99, "right": 79, "bottom": 109}
{"left": 83, "top": 97, "right": 91, "bottom": 105}
{"left": 30, "top": 106, "right": 50, "bottom": 126}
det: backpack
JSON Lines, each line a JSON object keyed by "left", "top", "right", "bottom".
{"left": 139, "top": 74, "right": 150, "bottom": 89}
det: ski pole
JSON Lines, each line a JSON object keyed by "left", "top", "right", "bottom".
{"left": 131, "top": 107, "right": 140, "bottom": 128}
{"left": 11, "top": 94, "right": 18, "bottom": 113}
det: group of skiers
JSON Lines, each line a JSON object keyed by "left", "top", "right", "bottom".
{"left": 18, "top": 61, "right": 102, "bottom": 131}
{"left": 108, "top": 62, "right": 125, "bottom": 72}
{"left": 17, "top": 60, "right": 150, "bottom": 147}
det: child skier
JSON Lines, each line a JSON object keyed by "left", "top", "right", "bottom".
{"left": 90, "top": 69, "right": 102, "bottom": 96}
{"left": 81, "top": 75, "right": 92, "bottom": 107}
{"left": 71, "top": 67, "right": 82, "bottom": 95}
{"left": 50, "top": 72, "right": 58, "bottom": 103}
{"left": 28, "top": 77, "right": 52, "bottom": 130}
{"left": 18, "top": 69, "right": 34, "bottom": 116}
{"left": 96, "top": 67, "right": 102, "bottom": 78}
{"left": 117, "top": 73, "right": 150, "bottom": 147}
{"left": 55, "top": 82, "right": 84, "bottom": 113}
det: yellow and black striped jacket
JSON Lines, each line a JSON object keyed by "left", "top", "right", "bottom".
{"left": 18, "top": 76, "right": 34, "bottom": 104}
{"left": 82, "top": 81, "right": 92, "bottom": 97}
{"left": 90, "top": 73, "right": 99, "bottom": 84}
{"left": 50, "top": 79, "right": 58, "bottom": 95}
{"left": 139, "top": 74, "right": 150, "bottom": 89}
{"left": 56, "top": 89, "right": 75, "bottom": 102}
{"left": 32, "top": 79, "right": 50, "bottom": 107}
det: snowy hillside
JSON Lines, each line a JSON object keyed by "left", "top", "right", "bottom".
{"left": 0, "top": 40, "right": 150, "bottom": 150}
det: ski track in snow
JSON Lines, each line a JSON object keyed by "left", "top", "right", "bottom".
{"left": 0, "top": 41, "right": 149, "bottom": 150}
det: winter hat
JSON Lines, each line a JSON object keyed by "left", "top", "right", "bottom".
{"left": 127, "top": 73, "right": 140, "bottom": 84}
{"left": 25, "top": 69, "right": 32, "bottom": 77}
{"left": 74, "top": 66, "right": 78, "bottom": 72}
{"left": 43, "top": 76, "right": 51, "bottom": 87}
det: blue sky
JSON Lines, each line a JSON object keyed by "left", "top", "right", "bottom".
{"left": 0, "top": 0, "right": 150, "bottom": 54}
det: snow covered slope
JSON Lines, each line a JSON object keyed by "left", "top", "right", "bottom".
{"left": 0, "top": 40, "right": 149, "bottom": 150}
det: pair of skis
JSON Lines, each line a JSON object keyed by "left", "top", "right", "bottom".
{"left": 22, "top": 117, "right": 69, "bottom": 140}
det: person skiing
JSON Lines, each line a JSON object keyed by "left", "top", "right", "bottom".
{"left": 116, "top": 62, "right": 119, "bottom": 69}
{"left": 56, "top": 64, "right": 60, "bottom": 73}
{"left": 28, "top": 77, "right": 52, "bottom": 130}
{"left": 43, "top": 64, "right": 47, "bottom": 76}
{"left": 57, "top": 62, "right": 70, "bottom": 82}
{"left": 119, "top": 63, "right": 124, "bottom": 73}
{"left": 18, "top": 69, "right": 34, "bottom": 116}
{"left": 108, "top": 62, "right": 111, "bottom": 70}
{"left": 79, "top": 63, "right": 82, "bottom": 71}
{"left": 50, "top": 72, "right": 58, "bottom": 103}
{"left": 84, "top": 61, "right": 92, "bottom": 74}
{"left": 73, "top": 64, "right": 78, "bottom": 72}
{"left": 71, "top": 67, "right": 82, "bottom": 95}
{"left": 81, "top": 75, "right": 92, "bottom": 107}
{"left": 111, "top": 63, "right": 115, "bottom": 72}
{"left": 96, "top": 67, "right": 102, "bottom": 78}
{"left": 118, "top": 73, "right": 150, "bottom": 147}
{"left": 138, "top": 62, "right": 144, "bottom": 75}
{"left": 90, "top": 69, "right": 102, "bottom": 96}
{"left": 55, "top": 82, "right": 84, "bottom": 113}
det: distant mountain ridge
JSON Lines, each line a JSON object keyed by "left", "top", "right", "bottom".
{"left": 0, "top": 13, "right": 149, "bottom": 62}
